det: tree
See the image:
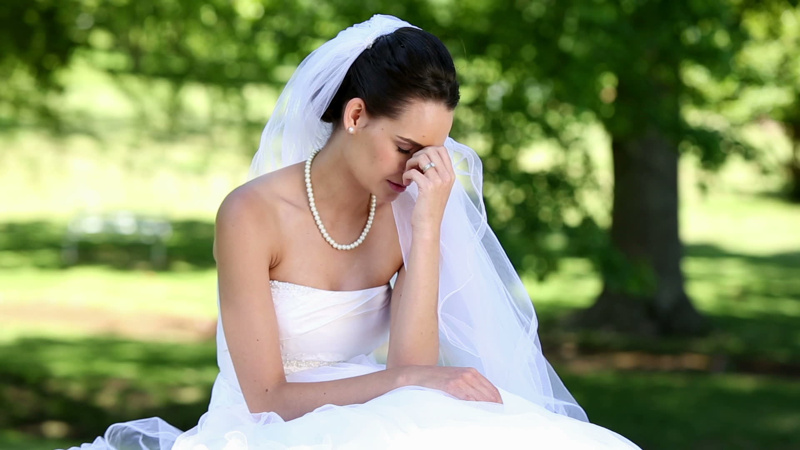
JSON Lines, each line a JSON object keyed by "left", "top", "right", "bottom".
{"left": 2, "top": 0, "right": 789, "bottom": 336}
{"left": 436, "top": 0, "right": 767, "bottom": 335}
{"left": 530, "top": 0, "right": 739, "bottom": 335}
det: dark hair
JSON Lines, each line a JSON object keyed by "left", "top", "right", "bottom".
{"left": 321, "top": 27, "right": 459, "bottom": 125}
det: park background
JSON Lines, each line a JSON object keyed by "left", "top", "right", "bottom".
{"left": 1, "top": 0, "right": 799, "bottom": 448}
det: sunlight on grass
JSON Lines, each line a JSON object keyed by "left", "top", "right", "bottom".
{"left": 0, "top": 267, "right": 218, "bottom": 343}
{"left": 0, "top": 267, "right": 217, "bottom": 317}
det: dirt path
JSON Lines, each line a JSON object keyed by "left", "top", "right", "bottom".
{"left": 0, "top": 301, "right": 217, "bottom": 341}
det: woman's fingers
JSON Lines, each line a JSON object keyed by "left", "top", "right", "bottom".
{"left": 401, "top": 146, "right": 456, "bottom": 232}
{"left": 429, "top": 146, "right": 454, "bottom": 175}
{"left": 464, "top": 368, "right": 503, "bottom": 404}
{"left": 408, "top": 365, "right": 502, "bottom": 404}
{"left": 404, "top": 146, "right": 451, "bottom": 175}
{"left": 482, "top": 379, "right": 503, "bottom": 404}
{"left": 405, "top": 151, "right": 433, "bottom": 174}
{"left": 445, "top": 368, "right": 502, "bottom": 404}
{"left": 402, "top": 167, "right": 428, "bottom": 187}
{"left": 403, "top": 147, "right": 453, "bottom": 186}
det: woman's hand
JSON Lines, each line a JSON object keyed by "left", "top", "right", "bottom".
{"left": 401, "top": 146, "right": 455, "bottom": 237}
{"left": 399, "top": 365, "right": 503, "bottom": 404}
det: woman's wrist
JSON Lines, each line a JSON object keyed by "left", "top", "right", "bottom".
{"left": 391, "top": 365, "right": 421, "bottom": 389}
{"left": 411, "top": 226, "right": 441, "bottom": 244}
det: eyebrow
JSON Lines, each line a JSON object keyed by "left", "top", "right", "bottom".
{"left": 397, "top": 136, "right": 424, "bottom": 148}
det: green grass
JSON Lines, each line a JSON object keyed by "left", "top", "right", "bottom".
{"left": 1, "top": 83, "right": 799, "bottom": 448}
{"left": 2, "top": 220, "right": 797, "bottom": 448}
{"left": 0, "top": 335, "right": 796, "bottom": 449}
{"left": 527, "top": 246, "right": 800, "bottom": 366}
{"left": 0, "top": 431, "right": 73, "bottom": 450}
{"left": 0, "top": 337, "right": 216, "bottom": 447}
{"left": 0, "top": 267, "right": 218, "bottom": 344}
{"left": 563, "top": 370, "right": 800, "bottom": 450}
{"left": 0, "top": 267, "right": 217, "bottom": 322}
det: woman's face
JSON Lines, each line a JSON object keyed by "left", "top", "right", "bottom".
{"left": 349, "top": 98, "right": 454, "bottom": 202}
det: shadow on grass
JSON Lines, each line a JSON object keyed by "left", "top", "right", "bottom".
{"left": 0, "top": 219, "right": 216, "bottom": 271}
{"left": 686, "top": 243, "right": 800, "bottom": 298}
{"left": 536, "top": 242, "right": 800, "bottom": 372}
{"left": 2, "top": 334, "right": 798, "bottom": 449}
{"left": 0, "top": 337, "right": 216, "bottom": 443}
{"left": 683, "top": 243, "right": 800, "bottom": 365}
{"left": 560, "top": 369, "right": 800, "bottom": 450}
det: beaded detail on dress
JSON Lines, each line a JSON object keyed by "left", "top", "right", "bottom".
{"left": 282, "top": 359, "right": 338, "bottom": 375}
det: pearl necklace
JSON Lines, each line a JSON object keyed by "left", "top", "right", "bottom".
{"left": 304, "top": 149, "right": 377, "bottom": 251}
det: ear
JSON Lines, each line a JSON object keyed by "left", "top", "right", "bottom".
{"left": 342, "top": 98, "right": 368, "bottom": 131}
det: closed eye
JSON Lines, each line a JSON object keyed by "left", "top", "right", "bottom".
{"left": 396, "top": 135, "right": 424, "bottom": 154}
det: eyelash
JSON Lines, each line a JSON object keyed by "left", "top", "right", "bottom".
{"left": 397, "top": 147, "right": 412, "bottom": 155}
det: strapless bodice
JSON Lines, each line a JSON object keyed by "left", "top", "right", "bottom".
{"left": 269, "top": 280, "right": 391, "bottom": 368}
{"left": 212, "top": 279, "right": 391, "bottom": 406}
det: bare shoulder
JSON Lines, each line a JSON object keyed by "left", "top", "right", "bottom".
{"left": 214, "top": 165, "right": 304, "bottom": 263}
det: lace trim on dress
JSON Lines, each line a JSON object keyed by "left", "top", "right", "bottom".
{"left": 269, "top": 279, "right": 389, "bottom": 295}
{"left": 283, "top": 359, "right": 339, "bottom": 375}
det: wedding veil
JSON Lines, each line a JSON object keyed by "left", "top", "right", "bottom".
{"left": 248, "top": 14, "right": 588, "bottom": 422}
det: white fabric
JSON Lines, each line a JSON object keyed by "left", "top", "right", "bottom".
{"left": 67, "top": 14, "right": 643, "bottom": 449}
{"left": 210, "top": 279, "right": 391, "bottom": 412}
{"left": 71, "top": 282, "right": 639, "bottom": 449}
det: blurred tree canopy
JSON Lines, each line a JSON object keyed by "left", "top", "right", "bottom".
{"left": 2, "top": 0, "right": 798, "bottom": 335}
{"left": 736, "top": 2, "right": 800, "bottom": 201}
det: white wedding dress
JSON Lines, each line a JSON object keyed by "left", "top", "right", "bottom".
{"left": 72, "top": 279, "right": 640, "bottom": 450}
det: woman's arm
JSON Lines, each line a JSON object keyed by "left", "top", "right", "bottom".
{"left": 386, "top": 146, "right": 455, "bottom": 368}
{"left": 216, "top": 185, "right": 499, "bottom": 420}
{"left": 386, "top": 246, "right": 440, "bottom": 367}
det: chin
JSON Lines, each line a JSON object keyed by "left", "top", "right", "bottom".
{"left": 376, "top": 192, "right": 399, "bottom": 204}
{"left": 373, "top": 187, "right": 400, "bottom": 204}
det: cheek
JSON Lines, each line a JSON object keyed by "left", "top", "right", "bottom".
{"left": 370, "top": 142, "right": 398, "bottom": 169}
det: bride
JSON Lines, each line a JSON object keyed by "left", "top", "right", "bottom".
{"left": 71, "top": 14, "right": 640, "bottom": 449}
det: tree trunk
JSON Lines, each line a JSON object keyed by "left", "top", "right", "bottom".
{"left": 788, "top": 120, "right": 800, "bottom": 203}
{"left": 572, "top": 129, "right": 709, "bottom": 336}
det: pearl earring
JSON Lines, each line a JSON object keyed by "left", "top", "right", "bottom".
{"left": 347, "top": 126, "right": 355, "bottom": 134}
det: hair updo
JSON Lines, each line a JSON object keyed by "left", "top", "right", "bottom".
{"left": 321, "top": 27, "right": 460, "bottom": 126}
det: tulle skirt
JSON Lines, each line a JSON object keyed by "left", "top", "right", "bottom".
{"left": 68, "top": 357, "right": 640, "bottom": 450}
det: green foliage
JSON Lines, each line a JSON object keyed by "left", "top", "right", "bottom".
{"left": 735, "top": 2, "right": 800, "bottom": 199}
{"left": 0, "top": 0, "right": 83, "bottom": 128}
{"left": 0, "top": 0, "right": 83, "bottom": 86}
{"left": 0, "top": 219, "right": 215, "bottom": 270}
{"left": 1, "top": 0, "right": 797, "bottom": 273}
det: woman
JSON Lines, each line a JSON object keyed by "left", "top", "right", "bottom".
{"left": 72, "top": 14, "right": 640, "bottom": 449}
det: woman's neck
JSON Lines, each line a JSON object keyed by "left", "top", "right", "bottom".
{"left": 306, "top": 131, "right": 373, "bottom": 223}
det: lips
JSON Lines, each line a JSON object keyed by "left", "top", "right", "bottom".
{"left": 387, "top": 180, "right": 406, "bottom": 193}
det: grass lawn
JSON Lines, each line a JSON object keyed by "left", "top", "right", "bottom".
{"left": 1, "top": 117, "right": 799, "bottom": 448}
{"left": 2, "top": 235, "right": 798, "bottom": 449}
{"left": 1, "top": 335, "right": 797, "bottom": 449}
{"left": 565, "top": 371, "right": 800, "bottom": 450}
